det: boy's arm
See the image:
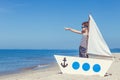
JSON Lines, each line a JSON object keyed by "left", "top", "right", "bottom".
{"left": 65, "top": 27, "right": 82, "bottom": 34}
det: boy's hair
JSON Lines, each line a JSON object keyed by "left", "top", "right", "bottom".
{"left": 82, "top": 21, "right": 89, "bottom": 27}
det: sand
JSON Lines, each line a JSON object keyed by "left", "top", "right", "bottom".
{"left": 0, "top": 53, "right": 120, "bottom": 80}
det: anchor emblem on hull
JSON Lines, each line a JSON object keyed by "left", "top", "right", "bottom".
{"left": 61, "top": 57, "right": 68, "bottom": 68}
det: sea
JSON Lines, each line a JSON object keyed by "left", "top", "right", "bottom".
{"left": 0, "top": 49, "right": 78, "bottom": 75}
{"left": 0, "top": 49, "right": 119, "bottom": 75}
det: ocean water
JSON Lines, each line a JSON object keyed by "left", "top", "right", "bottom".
{"left": 0, "top": 49, "right": 78, "bottom": 74}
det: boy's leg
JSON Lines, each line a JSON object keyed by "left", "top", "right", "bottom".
{"left": 79, "top": 46, "right": 83, "bottom": 57}
{"left": 79, "top": 46, "right": 88, "bottom": 58}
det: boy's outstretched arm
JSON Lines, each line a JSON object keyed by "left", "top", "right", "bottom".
{"left": 64, "top": 27, "right": 82, "bottom": 34}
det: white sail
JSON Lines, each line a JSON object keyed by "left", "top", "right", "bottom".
{"left": 87, "top": 15, "right": 112, "bottom": 56}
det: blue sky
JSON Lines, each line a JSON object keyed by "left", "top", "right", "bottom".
{"left": 0, "top": 0, "right": 119, "bottom": 49}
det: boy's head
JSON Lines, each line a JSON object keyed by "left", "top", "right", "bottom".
{"left": 82, "top": 21, "right": 89, "bottom": 27}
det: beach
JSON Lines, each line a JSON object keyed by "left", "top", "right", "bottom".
{"left": 0, "top": 53, "right": 120, "bottom": 80}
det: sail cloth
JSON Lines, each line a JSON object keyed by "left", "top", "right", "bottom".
{"left": 87, "top": 15, "right": 112, "bottom": 56}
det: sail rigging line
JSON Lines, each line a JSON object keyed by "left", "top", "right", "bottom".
{"left": 86, "top": 16, "right": 90, "bottom": 58}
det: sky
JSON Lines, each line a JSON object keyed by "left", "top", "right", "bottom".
{"left": 0, "top": 0, "right": 120, "bottom": 49}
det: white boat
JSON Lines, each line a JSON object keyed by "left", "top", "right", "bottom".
{"left": 54, "top": 15, "right": 114, "bottom": 77}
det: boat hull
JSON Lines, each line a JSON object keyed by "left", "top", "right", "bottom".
{"left": 54, "top": 55, "right": 113, "bottom": 77}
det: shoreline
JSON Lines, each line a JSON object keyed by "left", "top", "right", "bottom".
{"left": 0, "top": 62, "right": 56, "bottom": 77}
{"left": 0, "top": 62, "right": 59, "bottom": 80}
